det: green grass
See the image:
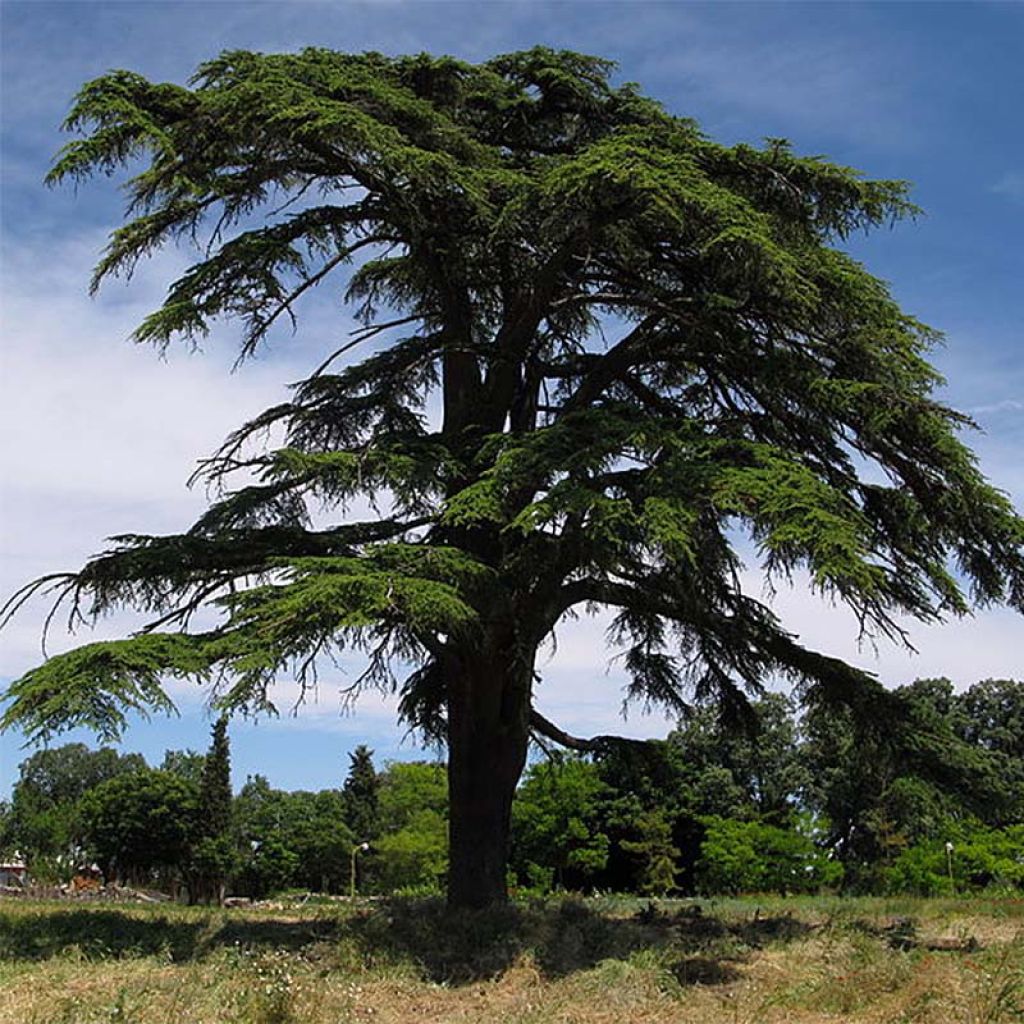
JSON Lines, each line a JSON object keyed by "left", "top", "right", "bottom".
{"left": 0, "top": 894, "right": 1021, "bottom": 1023}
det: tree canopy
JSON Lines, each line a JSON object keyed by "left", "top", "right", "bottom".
{"left": 2, "top": 46, "right": 1023, "bottom": 906}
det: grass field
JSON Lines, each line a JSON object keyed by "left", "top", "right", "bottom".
{"left": 0, "top": 894, "right": 1021, "bottom": 1023}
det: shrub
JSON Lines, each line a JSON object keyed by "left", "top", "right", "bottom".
{"left": 696, "top": 816, "right": 842, "bottom": 894}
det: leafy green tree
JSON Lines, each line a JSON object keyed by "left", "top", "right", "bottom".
{"left": 667, "top": 695, "right": 808, "bottom": 824}
{"left": 619, "top": 809, "right": 679, "bottom": 896}
{"left": 373, "top": 815, "right": 448, "bottom": 894}
{"left": 800, "top": 678, "right": 1018, "bottom": 889}
{"left": 7, "top": 744, "right": 146, "bottom": 863}
{"left": 80, "top": 768, "right": 198, "bottom": 884}
{"left": 956, "top": 679, "right": 1024, "bottom": 822}
{"left": 290, "top": 789, "right": 354, "bottom": 892}
{"left": 696, "top": 816, "right": 840, "bottom": 895}
{"left": 4, "top": 47, "right": 1024, "bottom": 908}
{"left": 234, "top": 774, "right": 290, "bottom": 896}
{"left": 377, "top": 762, "right": 449, "bottom": 832}
{"left": 373, "top": 762, "right": 448, "bottom": 892}
{"left": 240, "top": 834, "right": 300, "bottom": 899}
{"left": 232, "top": 774, "right": 353, "bottom": 895}
{"left": 957, "top": 679, "right": 1024, "bottom": 761}
{"left": 342, "top": 745, "right": 381, "bottom": 842}
{"left": 510, "top": 757, "right": 610, "bottom": 891}
{"left": 160, "top": 749, "right": 207, "bottom": 786}
{"left": 593, "top": 696, "right": 805, "bottom": 892}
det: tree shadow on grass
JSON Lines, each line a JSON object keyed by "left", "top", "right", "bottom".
{"left": 0, "top": 907, "right": 344, "bottom": 964}
{"left": 0, "top": 898, "right": 814, "bottom": 985}
{"left": 344, "top": 897, "right": 816, "bottom": 983}
{"left": 0, "top": 908, "right": 202, "bottom": 963}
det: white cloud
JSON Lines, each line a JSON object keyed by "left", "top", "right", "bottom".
{"left": 752, "top": 575, "right": 1024, "bottom": 690}
{"left": 967, "top": 398, "right": 1024, "bottom": 417}
{"left": 991, "top": 172, "right": 1024, "bottom": 205}
{"left": 0, "top": 231, "right": 300, "bottom": 673}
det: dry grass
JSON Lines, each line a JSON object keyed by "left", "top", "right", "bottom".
{"left": 0, "top": 895, "right": 1021, "bottom": 1023}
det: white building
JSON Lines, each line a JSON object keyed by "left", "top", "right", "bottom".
{"left": 0, "top": 854, "right": 28, "bottom": 887}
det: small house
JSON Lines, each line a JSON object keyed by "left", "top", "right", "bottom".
{"left": 0, "top": 855, "right": 28, "bottom": 887}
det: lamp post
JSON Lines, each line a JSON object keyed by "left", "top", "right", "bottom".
{"left": 350, "top": 842, "right": 370, "bottom": 899}
{"left": 945, "top": 841, "right": 955, "bottom": 894}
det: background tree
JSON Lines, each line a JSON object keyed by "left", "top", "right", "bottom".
{"left": 800, "top": 678, "right": 1017, "bottom": 889}
{"left": 291, "top": 789, "right": 354, "bottom": 892}
{"left": 342, "top": 744, "right": 381, "bottom": 843}
{"left": 6, "top": 744, "right": 145, "bottom": 869}
{"left": 187, "top": 716, "right": 238, "bottom": 903}
{"left": 373, "top": 762, "right": 449, "bottom": 893}
{"left": 619, "top": 809, "right": 679, "bottom": 896}
{"left": 591, "top": 697, "right": 805, "bottom": 892}
{"left": 234, "top": 774, "right": 294, "bottom": 897}
{"left": 160, "top": 749, "right": 207, "bottom": 786}
{"left": 955, "top": 679, "right": 1024, "bottom": 822}
{"left": 695, "top": 816, "right": 840, "bottom": 895}
{"left": 80, "top": 768, "right": 198, "bottom": 885}
{"left": 510, "top": 756, "right": 610, "bottom": 891}
{"left": 233, "top": 774, "right": 354, "bottom": 896}
{"left": 3, "top": 47, "right": 1024, "bottom": 908}
{"left": 0, "top": 801, "right": 13, "bottom": 858}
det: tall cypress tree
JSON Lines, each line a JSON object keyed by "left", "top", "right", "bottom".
{"left": 198, "top": 717, "right": 232, "bottom": 840}
{"left": 190, "top": 716, "right": 235, "bottom": 903}
{"left": 342, "top": 745, "right": 380, "bottom": 842}
{"left": 3, "top": 48, "right": 1023, "bottom": 908}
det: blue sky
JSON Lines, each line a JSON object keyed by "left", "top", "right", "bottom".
{"left": 1, "top": 1, "right": 1022, "bottom": 798}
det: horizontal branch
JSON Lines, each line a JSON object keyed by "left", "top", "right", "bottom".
{"left": 529, "top": 708, "right": 648, "bottom": 753}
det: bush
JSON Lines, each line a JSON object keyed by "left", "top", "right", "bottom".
{"left": 696, "top": 817, "right": 842, "bottom": 894}
{"left": 884, "top": 824, "right": 1024, "bottom": 895}
{"left": 372, "top": 810, "right": 448, "bottom": 892}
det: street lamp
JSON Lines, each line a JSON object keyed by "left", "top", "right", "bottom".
{"left": 945, "top": 841, "right": 955, "bottom": 894}
{"left": 350, "top": 841, "right": 370, "bottom": 899}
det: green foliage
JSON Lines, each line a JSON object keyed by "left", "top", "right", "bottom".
{"left": 668, "top": 695, "right": 809, "bottom": 825}
{"left": 619, "top": 809, "right": 679, "bottom": 896}
{"left": 233, "top": 775, "right": 354, "bottom": 896}
{"left": 801, "top": 678, "right": 1024, "bottom": 889}
{"left": 373, "top": 815, "right": 448, "bottom": 894}
{"left": 198, "top": 717, "right": 232, "bottom": 840}
{"left": 79, "top": 768, "right": 199, "bottom": 882}
{"left": 188, "top": 716, "right": 238, "bottom": 902}
{"left": 2, "top": 672, "right": 1022, "bottom": 900}
{"left": 511, "top": 758, "right": 611, "bottom": 891}
{"left": 342, "top": 744, "right": 381, "bottom": 843}
{"left": 7, "top": 743, "right": 146, "bottom": 863}
{"left": 160, "top": 748, "right": 207, "bottom": 786}
{"left": 696, "top": 816, "right": 841, "bottom": 895}
{"left": 884, "top": 824, "right": 1024, "bottom": 895}
{"left": 1, "top": 635, "right": 203, "bottom": 742}
{"left": 372, "top": 762, "right": 449, "bottom": 892}
{"left": 241, "top": 834, "right": 301, "bottom": 898}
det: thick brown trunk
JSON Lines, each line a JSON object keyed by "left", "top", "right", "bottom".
{"left": 445, "top": 640, "right": 531, "bottom": 909}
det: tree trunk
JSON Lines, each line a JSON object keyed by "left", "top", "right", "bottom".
{"left": 445, "top": 637, "right": 531, "bottom": 909}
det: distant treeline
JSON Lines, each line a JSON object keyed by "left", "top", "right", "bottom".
{"left": 1, "top": 677, "right": 1022, "bottom": 899}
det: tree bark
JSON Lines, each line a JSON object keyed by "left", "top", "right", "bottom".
{"left": 445, "top": 636, "right": 531, "bottom": 910}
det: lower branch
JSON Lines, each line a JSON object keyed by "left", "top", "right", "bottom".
{"left": 529, "top": 708, "right": 648, "bottom": 753}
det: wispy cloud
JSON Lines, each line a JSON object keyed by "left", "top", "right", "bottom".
{"left": 967, "top": 398, "right": 1024, "bottom": 417}
{"left": 991, "top": 172, "right": 1024, "bottom": 205}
